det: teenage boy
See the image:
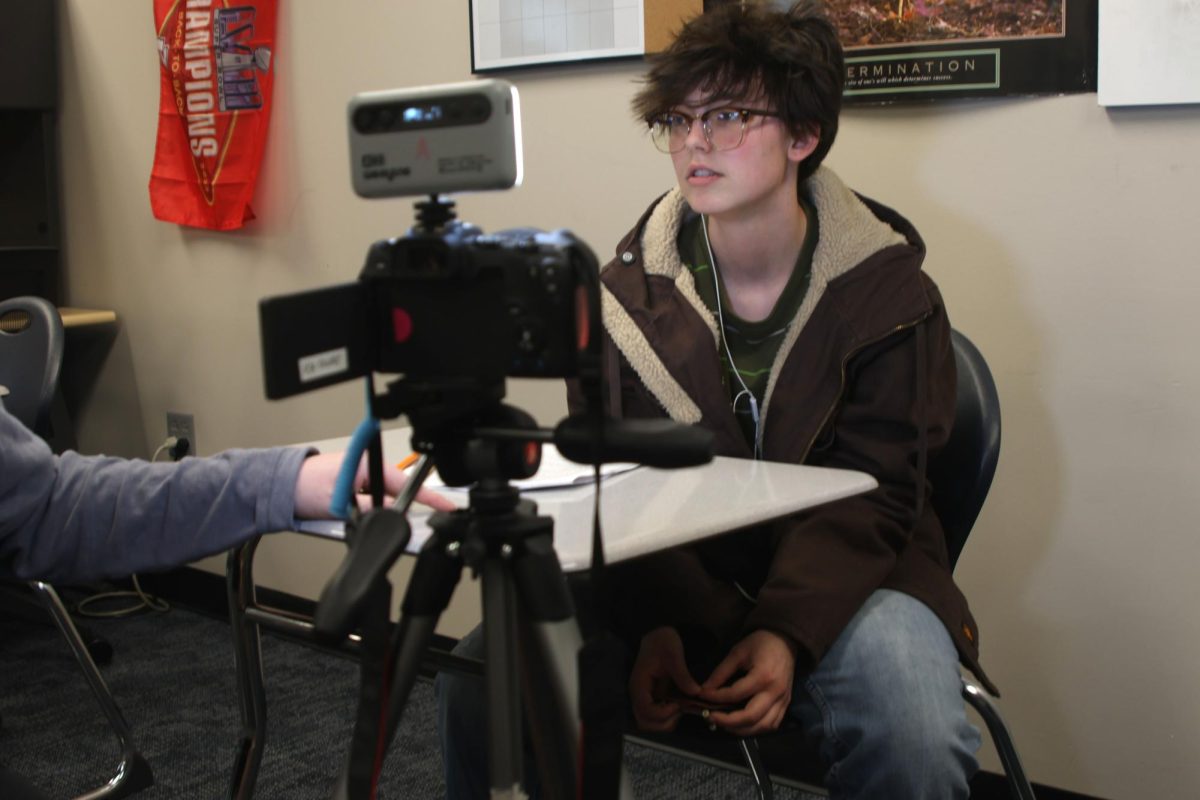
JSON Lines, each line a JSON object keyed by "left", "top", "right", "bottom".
{"left": 439, "top": 2, "right": 989, "bottom": 797}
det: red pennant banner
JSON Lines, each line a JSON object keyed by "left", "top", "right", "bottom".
{"left": 149, "top": 1, "right": 277, "bottom": 230}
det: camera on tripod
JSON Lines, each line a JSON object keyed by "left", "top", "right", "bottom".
{"left": 252, "top": 79, "right": 712, "bottom": 800}
{"left": 259, "top": 80, "right": 599, "bottom": 417}
{"left": 259, "top": 217, "right": 597, "bottom": 399}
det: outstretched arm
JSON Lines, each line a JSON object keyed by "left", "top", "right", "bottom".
{"left": 0, "top": 404, "right": 451, "bottom": 584}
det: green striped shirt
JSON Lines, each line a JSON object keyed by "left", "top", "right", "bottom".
{"left": 678, "top": 197, "right": 818, "bottom": 449}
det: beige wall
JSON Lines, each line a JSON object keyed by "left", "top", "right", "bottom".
{"left": 56, "top": 2, "right": 1200, "bottom": 798}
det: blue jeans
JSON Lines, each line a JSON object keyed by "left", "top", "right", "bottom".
{"left": 436, "top": 624, "right": 541, "bottom": 800}
{"left": 789, "top": 589, "right": 981, "bottom": 799}
{"left": 436, "top": 589, "right": 980, "bottom": 799}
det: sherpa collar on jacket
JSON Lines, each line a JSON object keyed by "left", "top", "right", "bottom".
{"left": 600, "top": 166, "right": 916, "bottom": 426}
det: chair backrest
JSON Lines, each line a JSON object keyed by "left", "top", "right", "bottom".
{"left": 0, "top": 295, "right": 65, "bottom": 437}
{"left": 927, "top": 329, "right": 1001, "bottom": 570}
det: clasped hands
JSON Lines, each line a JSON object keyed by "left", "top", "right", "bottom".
{"left": 629, "top": 625, "right": 797, "bottom": 737}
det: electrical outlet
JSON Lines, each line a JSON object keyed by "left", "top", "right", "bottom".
{"left": 166, "top": 412, "right": 196, "bottom": 457}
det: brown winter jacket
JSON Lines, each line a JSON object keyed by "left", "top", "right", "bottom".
{"left": 568, "top": 166, "right": 994, "bottom": 692}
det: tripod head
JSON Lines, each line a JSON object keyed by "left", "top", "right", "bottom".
{"left": 312, "top": 378, "right": 714, "bottom": 645}
{"left": 313, "top": 398, "right": 539, "bottom": 642}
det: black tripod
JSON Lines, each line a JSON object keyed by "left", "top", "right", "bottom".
{"left": 315, "top": 403, "right": 622, "bottom": 800}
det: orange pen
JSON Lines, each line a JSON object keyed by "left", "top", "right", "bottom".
{"left": 396, "top": 452, "right": 420, "bottom": 471}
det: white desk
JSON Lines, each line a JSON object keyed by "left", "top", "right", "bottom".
{"left": 293, "top": 426, "right": 878, "bottom": 572}
{"left": 226, "top": 424, "right": 876, "bottom": 798}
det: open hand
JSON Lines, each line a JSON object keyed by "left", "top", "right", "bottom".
{"left": 293, "top": 451, "right": 455, "bottom": 519}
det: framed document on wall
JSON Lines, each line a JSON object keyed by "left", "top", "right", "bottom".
{"left": 471, "top": 0, "right": 644, "bottom": 72}
{"left": 469, "top": 0, "right": 705, "bottom": 73}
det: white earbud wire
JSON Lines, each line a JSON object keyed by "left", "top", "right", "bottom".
{"left": 702, "top": 214, "right": 763, "bottom": 459}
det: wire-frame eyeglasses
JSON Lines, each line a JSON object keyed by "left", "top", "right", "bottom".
{"left": 648, "top": 107, "right": 781, "bottom": 154}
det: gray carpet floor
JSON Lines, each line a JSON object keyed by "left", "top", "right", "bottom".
{"left": 0, "top": 595, "right": 820, "bottom": 799}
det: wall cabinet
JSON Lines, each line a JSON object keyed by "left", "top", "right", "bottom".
{"left": 0, "top": 2, "right": 60, "bottom": 303}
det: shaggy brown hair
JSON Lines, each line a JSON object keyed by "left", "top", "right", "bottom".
{"left": 632, "top": 1, "right": 844, "bottom": 182}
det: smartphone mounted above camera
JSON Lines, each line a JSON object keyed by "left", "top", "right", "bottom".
{"left": 348, "top": 80, "right": 523, "bottom": 199}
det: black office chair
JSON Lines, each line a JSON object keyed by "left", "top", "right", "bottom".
{"left": 629, "top": 329, "right": 1035, "bottom": 799}
{"left": 0, "top": 296, "right": 154, "bottom": 799}
{"left": 933, "top": 329, "right": 1035, "bottom": 800}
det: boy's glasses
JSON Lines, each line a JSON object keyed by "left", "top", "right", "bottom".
{"left": 648, "top": 107, "right": 780, "bottom": 154}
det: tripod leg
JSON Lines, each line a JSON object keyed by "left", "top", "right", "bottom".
{"left": 512, "top": 532, "right": 636, "bottom": 800}
{"left": 332, "top": 531, "right": 464, "bottom": 800}
{"left": 341, "top": 582, "right": 393, "bottom": 800}
{"left": 510, "top": 534, "right": 579, "bottom": 800}
{"left": 517, "top": 617, "right": 580, "bottom": 800}
{"left": 482, "top": 557, "right": 528, "bottom": 799}
{"left": 382, "top": 534, "right": 465, "bottom": 739}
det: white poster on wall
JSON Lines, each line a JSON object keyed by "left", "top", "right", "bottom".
{"left": 471, "top": 0, "right": 645, "bottom": 72}
{"left": 1098, "top": 0, "right": 1200, "bottom": 106}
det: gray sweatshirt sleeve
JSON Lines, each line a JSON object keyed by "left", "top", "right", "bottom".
{"left": 0, "top": 403, "right": 310, "bottom": 583}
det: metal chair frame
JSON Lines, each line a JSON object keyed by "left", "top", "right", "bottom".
{"left": 0, "top": 296, "right": 153, "bottom": 799}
